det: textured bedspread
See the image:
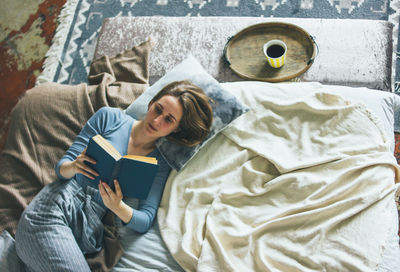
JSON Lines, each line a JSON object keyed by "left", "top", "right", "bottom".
{"left": 158, "top": 81, "right": 400, "bottom": 271}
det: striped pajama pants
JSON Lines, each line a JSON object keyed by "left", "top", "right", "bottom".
{"left": 15, "top": 179, "right": 106, "bottom": 272}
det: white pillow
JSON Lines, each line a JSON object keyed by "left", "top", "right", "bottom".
{"left": 314, "top": 83, "right": 400, "bottom": 152}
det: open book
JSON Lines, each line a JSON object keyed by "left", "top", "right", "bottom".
{"left": 85, "top": 134, "right": 159, "bottom": 199}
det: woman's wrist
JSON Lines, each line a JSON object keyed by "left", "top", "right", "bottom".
{"left": 113, "top": 201, "right": 133, "bottom": 224}
{"left": 59, "top": 161, "right": 76, "bottom": 179}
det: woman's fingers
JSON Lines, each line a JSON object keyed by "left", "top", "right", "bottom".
{"left": 100, "top": 181, "right": 114, "bottom": 196}
{"left": 77, "top": 162, "right": 99, "bottom": 177}
{"left": 75, "top": 164, "right": 97, "bottom": 179}
{"left": 113, "top": 180, "right": 123, "bottom": 198}
{"left": 82, "top": 154, "right": 97, "bottom": 165}
{"left": 100, "top": 181, "right": 122, "bottom": 200}
{"left": 76, "top": 168, "right": 96, "bottom": 180}
{"left": 98, "top": 180, "right": 124, "bottom": 212}
{"left": 74, "top": 153, "right": 99, "bottom": 178}
{"left": 98, "top": 181, "right": 107, "bottom": 197}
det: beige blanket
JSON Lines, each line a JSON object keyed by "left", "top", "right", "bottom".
{"left": 158, "top": 81, "right": 400, "bottom": 272}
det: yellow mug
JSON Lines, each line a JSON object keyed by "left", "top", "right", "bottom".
{"left": 263, "top": 40, "right": 287, "bottom": 68}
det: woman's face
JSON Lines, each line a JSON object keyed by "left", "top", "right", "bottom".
{"left": 143, "top": 95, "right": 183, "bottom": 139}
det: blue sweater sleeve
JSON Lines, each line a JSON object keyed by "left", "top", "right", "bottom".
{"left": 55, "top": 107, "right": 125, "bottom": 180}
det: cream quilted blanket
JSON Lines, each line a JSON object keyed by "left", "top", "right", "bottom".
{"left": 158, "top": 81, "right": 400, "bottom": 272}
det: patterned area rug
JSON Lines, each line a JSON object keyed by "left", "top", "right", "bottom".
{"left": 38, "top": 0, "right": 400, "bottom": 89}
{"left": 0, "top": 0, "right": 67, "bottom": 151}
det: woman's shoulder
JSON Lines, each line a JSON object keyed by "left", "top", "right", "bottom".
{"left": 96, "top": 106, "right": 122, "bottom": 116}
{"left": 89, "top": 107, "right": 134, "bottom": 133}
{"left": 94, "top": 106, "right": 133, "bottom": 121}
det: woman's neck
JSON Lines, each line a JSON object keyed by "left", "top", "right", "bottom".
{"left": 128, "top": 120, "right": 156, "bottom": 155}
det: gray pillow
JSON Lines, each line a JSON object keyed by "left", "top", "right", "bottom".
{"left": 125, "top": 55, "right": 249, "bottom": 171}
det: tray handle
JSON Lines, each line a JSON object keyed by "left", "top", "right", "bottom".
{"left": 307, "top": 35, "right": 319, "bottom": 65}
{"left": 223, "top": 36, "right": 234, "bottom": 66}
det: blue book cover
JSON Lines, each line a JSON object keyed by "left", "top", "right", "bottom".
{"left": 85, "top": 135, "right": 159, "bottom": 200}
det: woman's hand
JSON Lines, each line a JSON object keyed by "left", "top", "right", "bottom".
{"left": 99, "top": 179, "right": 123, "bottom": 211}
{"left": 59, "top": 148, "right": 98, "bottom": 180}
{"left": 99, "top": 180, "right": 133, "bottom": 223}
{"left": 73, "top": 148, "right": 99, "bottom": 179}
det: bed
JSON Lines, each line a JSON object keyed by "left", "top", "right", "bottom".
{"left": 1, "top": 16, "right": 400, "bottom": 272}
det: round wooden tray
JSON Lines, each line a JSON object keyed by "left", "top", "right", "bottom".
{"left": 224, "top": 22, "right": 317, "bottom": 82}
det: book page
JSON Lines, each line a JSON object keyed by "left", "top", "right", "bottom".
{"left": 93, "top": 134, "right": 121, "bottom": 160}
{"left": 123, "top": 155, "right": 158, "bottom": 165}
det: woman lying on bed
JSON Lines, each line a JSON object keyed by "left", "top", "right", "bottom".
{"left": 14, "top": 80, "right": 213, "bottom": 271}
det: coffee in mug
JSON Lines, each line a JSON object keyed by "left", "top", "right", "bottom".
{"left": 263, "top": 40, "right": 287, "bottom": 68}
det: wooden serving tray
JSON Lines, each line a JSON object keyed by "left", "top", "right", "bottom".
{"left": 224, "top": 22, "right": 317, "bottom": 82}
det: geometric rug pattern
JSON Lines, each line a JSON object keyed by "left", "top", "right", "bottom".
{"left": 38, "top": 0, "right": 400, "bottom": 91}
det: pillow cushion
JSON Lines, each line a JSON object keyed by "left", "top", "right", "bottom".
{"left": 318, "top": 84, "right": 400, "bottom": 152}
{"left": 125, "top": 55, "right": 249, "bottom": 171}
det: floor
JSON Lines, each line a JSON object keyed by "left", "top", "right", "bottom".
{"left": 0, "top": 0, "right": 66, "bottom": 152}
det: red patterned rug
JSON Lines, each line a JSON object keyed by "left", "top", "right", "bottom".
{"left": 0, "top": 0, "right": 66, "bottom": 152}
